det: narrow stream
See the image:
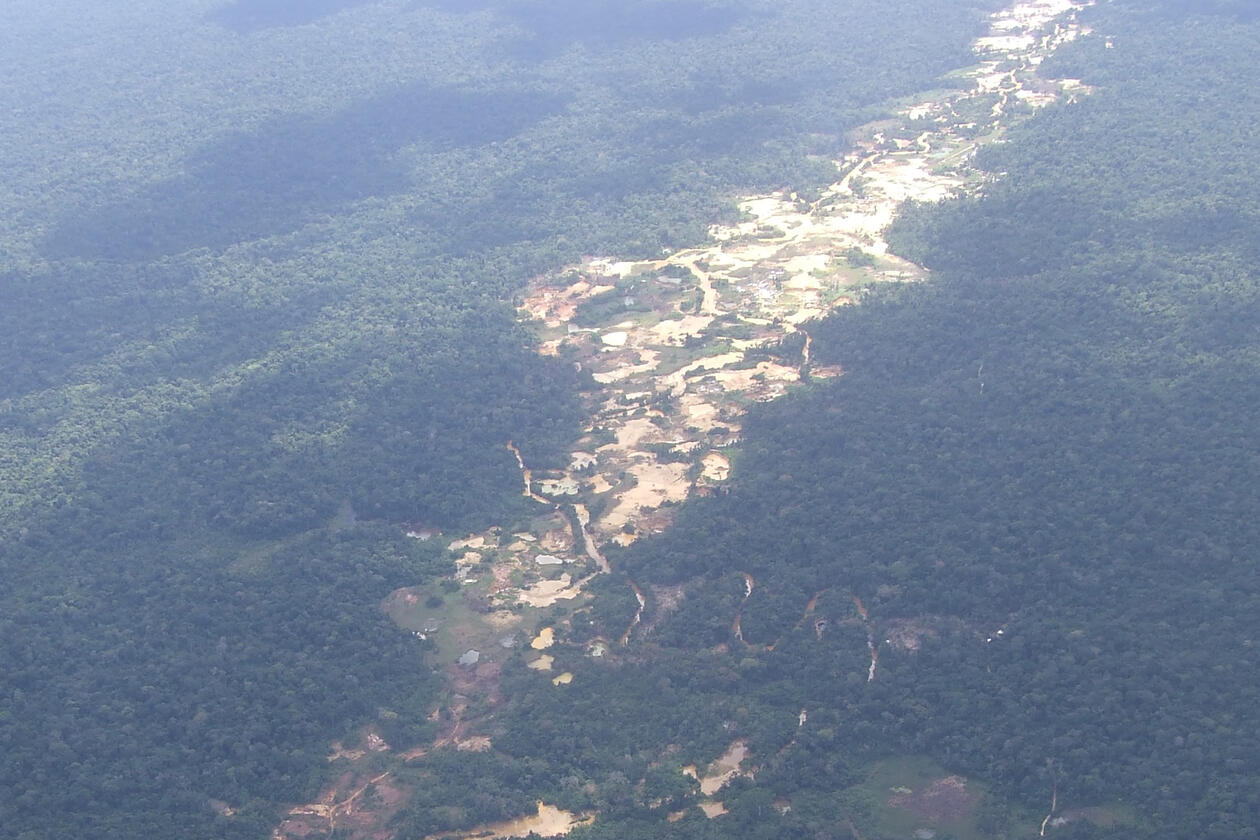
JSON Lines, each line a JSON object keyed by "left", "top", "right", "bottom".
{"left": 852, "top": 595, "right": 878, "bottom": 682}
{"left": 1040, "top": 783, "right": 1058, "bottom": 836}
{"left": 619, "top": 580, "right": 646, "bottom": 646}
{"left": 572, "top": 504, "right": 610, "bottom": 573}
{"left": 506, "top": 441, "right": 553, "bottom": 505}
{"left": 732, "top": 572, "right": 755, "bottom": 645}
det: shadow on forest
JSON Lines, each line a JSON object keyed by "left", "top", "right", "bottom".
{"left": 405, "top": 106, "right": 785, "bottom": 255}
{"left": 0, "top": 263, "right": 337, "bottom": 403}
{"left": 44, "top": 82, "right": 567, "bottom": 261}
{"left": 501, "top": 0, "right": 744, "bottom": 60}
{"left": 404, "top": 0, "right": 745, "bottom": 59}
{"left": 207, "top": 0, "right": 744, "bottom": 39}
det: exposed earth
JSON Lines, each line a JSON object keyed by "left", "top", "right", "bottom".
{"left": 273, "top": 2, "right": 1096, "bottom": 837}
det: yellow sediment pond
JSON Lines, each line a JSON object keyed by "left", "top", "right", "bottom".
{"left": 528, "top": 655, "right": 554, "bottom": 671}
{"left": 518, "top": 576, "right": 586, "bottom": 608}
{"left": 531, "top": 627, "right": 556, "bottom": 650}
{"left": 428, "top": 802, "right": 592, "bottom": 840}
{"left": 552, "top": 672, "right": 573, "bottom": 686}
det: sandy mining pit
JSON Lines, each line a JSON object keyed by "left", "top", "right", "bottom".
{"left": 276, "top": 4, "right": 1096, "bottom": 838}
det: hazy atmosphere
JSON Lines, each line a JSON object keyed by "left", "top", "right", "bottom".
{"left": 2, "top": 1, "right": 1257, "bottom": 838}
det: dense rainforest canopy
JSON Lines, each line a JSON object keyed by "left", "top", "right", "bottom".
{"left": 500, "top": 3, "right": 1259, "bottom": 839}
{"left": 3, "top": 0, "right": 1257, "bottom": 838}
{"left": 0, "top": 0, "right": 1010, "bottom": 837}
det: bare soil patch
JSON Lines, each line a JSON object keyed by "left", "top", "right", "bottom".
{"left": 699, "top": 740, "right": 750, "bottom": 795}
{"left": 347, "top": 4, "right": 1097, "bottom": 837}
{"left": 427, "top": 802, "right": 593, "bottom": 840}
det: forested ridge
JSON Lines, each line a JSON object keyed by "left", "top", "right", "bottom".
{"left": 0, "top": 0, "right": 1009, "bottom": 837}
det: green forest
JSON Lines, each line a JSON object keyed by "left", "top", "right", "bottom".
{"left": 3, "top": 0, "right": 1258, "bottom": 838}
{"left": 488, "top": 4, "right": 1258, "bottom": 839}
{"left": 0, "top": 0, "right": 1013, "bottom": 838}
